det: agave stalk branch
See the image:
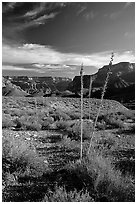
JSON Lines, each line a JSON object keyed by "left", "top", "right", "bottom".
{"left": 80, "top": 63, "right": 84, "bottom": 161}
{"left": 88, "top": 75, "right": 93, "bottom": 120}
{"left": 87, "top": 52, "right": 114, "bottom": 155}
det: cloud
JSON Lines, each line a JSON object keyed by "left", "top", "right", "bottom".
{"left": 2, "top": 65, "right": 35, "bottom": 71}
{"left": 2, "top": 2, "right": 18, "bottom": 13}
{"left": 32, "top": 13, "right": 58, "bottom": 25}
{"left": 109, "top": 2, "right": 134, "bottom": 20}
{"left": 83, "top": 11, "right": 97, "bottom": 20}
{"left": 24, "top": 3, "right": 46, "bottom": 18}
{"left": 2, "top": 43, "right": 62, "bottom": 64}
{"left": 124, "top": 32, "right": 134, "bottom": 39}
{"left": 75, "top": 3, "right": 97, "bottom": 20}
{"left": 110, "top": 11, "right": 121, "bottom": 20}
{"left": 3, "top": 43, "right": 135, "bottom": 71}
{"left": 76, "top": 5, "right": 87, "bottom": 16}
{"left": 3, "top": 2, "right": 66, "bottom": 33}
{"left": 123, "top": 2, "right": 134, "bottom": 9}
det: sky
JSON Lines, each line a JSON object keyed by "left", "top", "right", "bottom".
{"left": 2, "top": 2, "right": 135, "bottom": 78}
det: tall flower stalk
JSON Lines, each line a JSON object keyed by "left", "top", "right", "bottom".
{"left": 88, "top": 75, "right": 93, "bottom": 120}
{"left": 87, "top": 52, "right": 114, "bottom": 155}
{"left": 80, "top": 63, "right": 84, "bottom": 160}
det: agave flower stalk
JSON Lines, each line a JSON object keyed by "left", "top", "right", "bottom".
{"left": 87, "top": 52, "right": 114, "bottom": 155}
{"left": 88, "top": 75, "right": 93, "bottom": 120}
{"left": 80, "top": 63, "right": 84, "bottom": 160}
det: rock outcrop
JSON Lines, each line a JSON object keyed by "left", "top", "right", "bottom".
{"left": 68, "top": 62, "right": 135, "bottom": 103}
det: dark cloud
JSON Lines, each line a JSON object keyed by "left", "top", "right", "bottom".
{"left": 2, "top": 2, "right": 66, "bottom": 42}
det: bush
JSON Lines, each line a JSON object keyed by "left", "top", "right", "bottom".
{"left": 99, "top": 110, "right": 135, "bottom": 129}
{"left": 2, "top": 115, "right": 14, "bottom": 129}
{"left": 104, "top": 116, "right": 125, "bottom": 129}
{"left": 10, "top": 109, "right": 23, "bottom": 117}
{"left": 68, "top": 120, "right": 93, "bottom": 140}
{"left": 25, "top": 108, "right": 36, "bottom": 116}
{"left": 13, "top": 116, "right": 42, "bottom": 131}
{"left": 60, "top": 136, "right": 80, "bottom": 150}
{"left": 56, "top": 120, "right": 72, "bottom": 130}
{"left": 37, "top": 109, "right": 50, "bottom": 120}
{"left": 25, "top": 122, "right": 42, "bottom": 131}
{"left": 96, "top": 121, "right": 107, "bottom": 130}
{"left": 118, "top": 123, "right": 135, "bottom": 134}
{"left": 50, "top": 110, "right": 70, "bottom": 121}
{"left": 68, "top": 112, "right": 81, "bottom": 120}
{"left": 42, "top": 186, "right": 94, "bottom": 202}
{"left": 96, "top": 137, "right": 115, "bottom": 150}
{"left": 3, "top": 109, "right": 10, "bottom": 114}
{"left": 65, "top": 152, "right": 135, "bottom": 202}
{"left": 2, "top": 134, "right": 48, "bottom": 183}
{"left": 41, "top": 120, "right": 52, "bottom": 130}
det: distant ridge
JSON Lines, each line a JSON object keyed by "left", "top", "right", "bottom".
{"left": 67, "top": 62, "right": 135, "bottom": 103}
{"left": 2, "top": 62, "right": 135, "bottom": 104}
{"left": 2, "top": 76, "right": 72, "bottom": 97}
{"left": 2, "top": 77, "right": 28, "bottom": 97}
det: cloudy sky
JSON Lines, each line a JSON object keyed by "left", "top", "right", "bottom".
{"left": 2, "top": 2, "right": 135, "bottom": 77}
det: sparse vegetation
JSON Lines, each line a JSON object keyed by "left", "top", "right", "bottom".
{"left": 2, "top": 114, "right": 14, "bottom": 129}
{"left": 2, "top": 133, "right": 48, "bottom": 174}
{"left": 64, "top": 151, "right": 134, "bottom": 202}
{"left": 2, "top": 96, "right": 135, "bottom": 202}
{"left": 42, "top": 186, "right": 94, "bottom": 202}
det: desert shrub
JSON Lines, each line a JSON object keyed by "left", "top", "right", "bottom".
{"left": 60, "top": 136, "right": 80, "bottom": 150}
{"left": 2, "top": 134, "right": 48, "bottom": 183}
{"left": 25, "top": 122, "right": 42, "bottom": 131}
{"left": 41, "top": 120, "right": 51, "bottom": 130}
{"left": 117, "top": 123, "right": 135, "bottom": 134}
{"left": 96, "top": 121, "right": 107, "bottom": 130}
{"left": 37, "top": 109, "right": 50, "bottom": 119}
{"left": 56, "top": 121, "right": 72, "bottom": 130}
{"left": 120, "top": 110, "right": 135, "bottom": 120}
{"left": 13, "top": 116, "right": 42, "bottom": 131}
{"left": 42, "top": 116, "right": 54, "bottom": 123}
{"left": 67, "top": 120, "right": 93, "bottom": 140}
{"left": 96, "top": 137, "right": 115, "bottom": 150}
{"left": 13, "top": 117, "right": 25, "bottom": 129}
{"left": 51, "top": 110, "right": 70, "bottom": 121}
{"left": 10, "top": 109, "right": 24, "bottom": 117}
{"left": 14, "top": 114, "right": 55, "bottom": 131}
{"left": 41, "top": 117, "right": 54, "bottom": 130}
{"left": 68, "top": 112, "right": 81, "bottom": 120}
{"left": 65, "top": 152, "right": 134, "bottom": 202}
{"left": 98, "top": 110, "right": 135, "bottom": 130}
{"left": 2, "top": 115, "right": 14, "bottom": 129}
{"left": 3, "top": 109, "right": 10, "bottom": 114}
{"left": 3, "top": 172, "right": 18, "bottom": 187}
{"left": 42, "top": 186, "right": 94, "bottom": 202}
{"left": 83, "top": 112, "right": 92, "bottom": 119}
{"left": 129, "top": 124, "right": 135, "bottom": 132}
{"left": 104, "top": 116, "right": 125, "bottom": 129}
{"left": 25, "top": 108, "right": 36, "bottom": 116}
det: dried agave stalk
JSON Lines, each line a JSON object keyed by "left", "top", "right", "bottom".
{"left": 80, "top": 63, "right": 84, "bottom": 160}
{"left": 88, "top": 75, "right": 93, "bottom": 120}
{"left": 87, "top": 52, "right": 114, "bottom": 155}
